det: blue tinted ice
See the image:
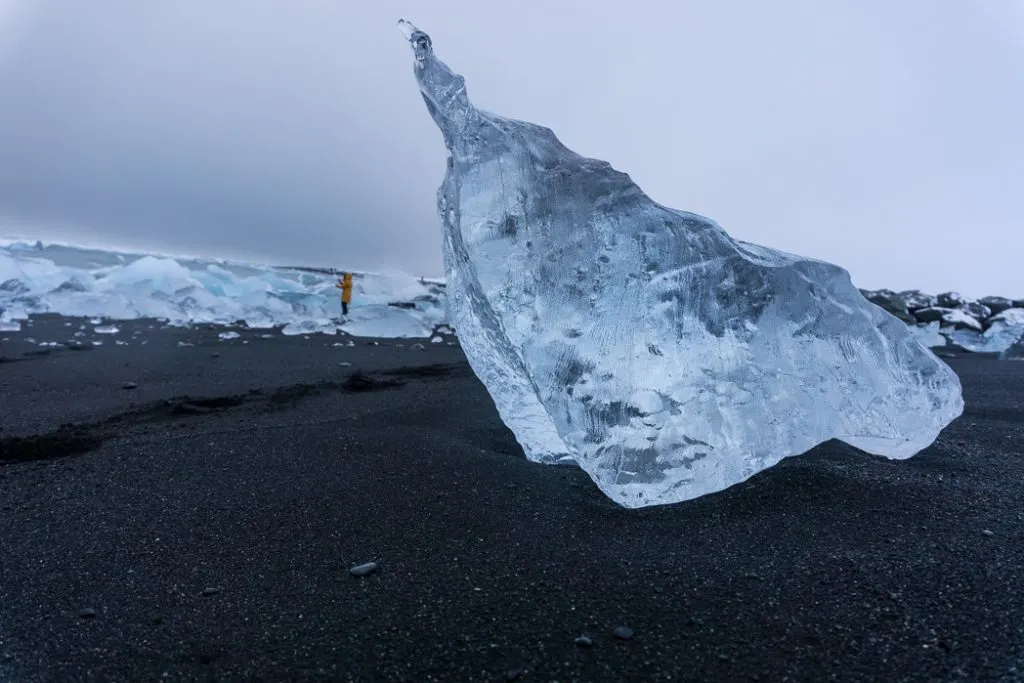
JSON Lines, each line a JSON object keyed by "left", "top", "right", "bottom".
{"left": 399, "top": 21, "right": 964, "bottom": 507}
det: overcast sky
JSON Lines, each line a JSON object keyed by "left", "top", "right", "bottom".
{"left": 0, "top": 1, "right": 1021, "bottom": 296}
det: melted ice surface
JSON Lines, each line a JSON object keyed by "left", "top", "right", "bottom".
{"left": 400, "top": 21, "right": 964, "bottom": 507}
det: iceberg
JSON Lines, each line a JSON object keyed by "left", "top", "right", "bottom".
{"left": 398, "top": 21, "right": 964, "bottom": 507}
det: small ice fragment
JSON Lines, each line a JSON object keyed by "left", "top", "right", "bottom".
{"left": 282, "top": 321, "right": 336, "bottom": 336}
{"left": 218, "top": 331, "right": 240, "bottom": 340}
{"left": 94, "top": 325, "right": 119, "bottom": 334}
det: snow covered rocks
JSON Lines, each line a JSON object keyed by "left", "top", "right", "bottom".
{"left": 399, "top": 20, "right": 964, "bottom": 508}
{"left": 860, "top": 289, "right": 1024, "bottom": 353}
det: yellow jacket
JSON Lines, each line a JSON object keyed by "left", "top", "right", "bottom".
{"left": 336, "top": 273, "right": 353, "bottom": 303}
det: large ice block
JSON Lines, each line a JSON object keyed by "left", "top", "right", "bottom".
{"left": 398, "top": 21, "right": 963, "bottom": 507}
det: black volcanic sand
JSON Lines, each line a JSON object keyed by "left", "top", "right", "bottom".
{"left": 1, "top": 315, "right": 1022, "bottom": 682}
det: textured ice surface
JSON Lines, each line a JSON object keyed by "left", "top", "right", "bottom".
{"left": 399, "top": 21, "right": 964, "bottom": 507}
{"left": 0, "top": 241, "right": 445, "bottom": 338}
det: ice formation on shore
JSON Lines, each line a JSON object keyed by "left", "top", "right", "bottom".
{"left": 399, "top": 20, "right": 964, "bottom": 507}
{"left": 0, "top": 241, "right": 445, "bottom": 338}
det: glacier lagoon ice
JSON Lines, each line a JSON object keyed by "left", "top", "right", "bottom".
{"left": 399, "top": 21, "right": 964, "bottom": 508}
{"left": 0, "top": 241, "right": 445, "bottom": 338}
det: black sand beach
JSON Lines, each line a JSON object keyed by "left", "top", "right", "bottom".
{"left": 1, "top": 315, "right": 1023, "bottom": 682}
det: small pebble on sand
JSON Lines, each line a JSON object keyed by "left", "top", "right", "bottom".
{"left": 349, "top": 562, "right": 378, "bottom": 577}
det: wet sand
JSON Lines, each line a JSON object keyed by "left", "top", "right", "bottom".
{"left": 1, "top": 315, "right": 1023, "bottom": 682}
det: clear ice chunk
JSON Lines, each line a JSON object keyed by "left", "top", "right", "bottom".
{"left": 398, "top": 22, "right": 964, "bottom": 507}
{"left": 1000, "top": 333, "right": 1024, "bottom": 360}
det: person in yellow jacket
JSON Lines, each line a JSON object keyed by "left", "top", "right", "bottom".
{"left": 336, "top": 272, "right": 353, "bottom": 316}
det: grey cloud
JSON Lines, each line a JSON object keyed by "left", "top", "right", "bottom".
{"left": 0, "top": 0, "right": 1021, "bottom": 295}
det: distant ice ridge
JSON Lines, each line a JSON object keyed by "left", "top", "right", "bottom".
{"left": 0, "top": 241, "right": 446, "bottom": 338}
{"left": 400, "top": 21, "right": 964, "bottom": 508}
